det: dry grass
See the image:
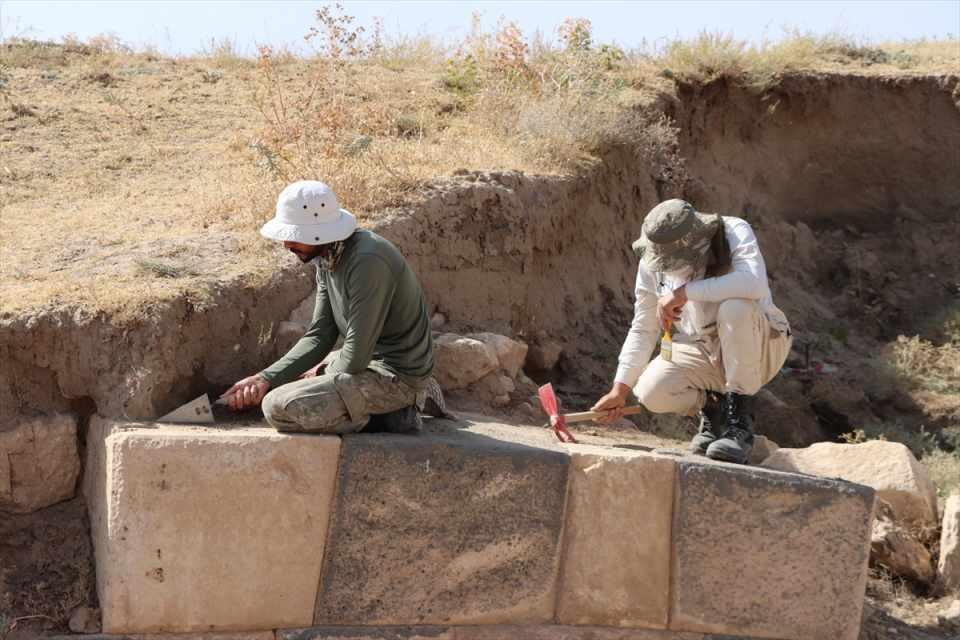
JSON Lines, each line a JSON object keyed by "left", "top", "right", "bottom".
{"left": 659, "top": 30, "right": 960, "bottom": 88}
{"left": 1, "top": 11, "right": 957, "bottom": 316}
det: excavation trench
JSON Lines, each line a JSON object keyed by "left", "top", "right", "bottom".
{"left": 1, "top": 71, "right": 959, "bottom": 626}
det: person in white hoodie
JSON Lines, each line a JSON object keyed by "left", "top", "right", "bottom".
{"left": 592, "top": 199, "right": 792, "bottom": 464}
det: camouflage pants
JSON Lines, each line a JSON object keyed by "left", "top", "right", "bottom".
{"left": 261, "top": 370, "right": 419, "bottom": 434}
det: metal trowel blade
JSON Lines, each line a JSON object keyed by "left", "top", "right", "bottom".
{"left": 158, "top": 394, "right": 215, "bottom": 424}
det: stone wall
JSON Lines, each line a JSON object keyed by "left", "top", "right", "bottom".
{"left": 85, "top": 417, "right": 876, "bottom": 640}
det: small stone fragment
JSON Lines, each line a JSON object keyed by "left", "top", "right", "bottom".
{"left": 68, "top": 606, "right": 101, "bottom": 633}
{"left": 871, "top": 500, "right": 934, "bottom": 584}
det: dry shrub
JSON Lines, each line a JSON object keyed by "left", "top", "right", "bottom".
{"left": 890, "top": 335, "right": 960, "bottom": 396}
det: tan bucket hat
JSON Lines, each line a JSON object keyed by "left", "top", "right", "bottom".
{"left": 632, "top": 199, "right": 721, "bottom": 272}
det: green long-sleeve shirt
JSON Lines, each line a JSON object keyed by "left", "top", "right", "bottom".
{"left": 260, "top": 229, "right": 434, "bottom": 388}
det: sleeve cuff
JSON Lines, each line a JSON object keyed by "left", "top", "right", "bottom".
{"left": 614, "top": 365, "right": 641, "bottom": 389}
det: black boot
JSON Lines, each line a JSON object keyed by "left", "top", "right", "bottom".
{"left": 706, "top": 392, "right": 755, "bottom": 464}
{"left": 689, "top": 391, "right": 724, "bottom": 455}
{"left": 364, "top": 405, "right": 423, "bottom": 435}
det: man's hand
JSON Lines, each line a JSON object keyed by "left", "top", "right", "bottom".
{"left": 300, "top": 363, "right": 324, "bottom": 379}
{"left": 591, "top": 383, "right": 631, "bottom": 424}
{"left": 223, "top": 374, "right": 271, "bottom": 411}
{"left": 657, "top": 285, "right": 687, "bottom": 330}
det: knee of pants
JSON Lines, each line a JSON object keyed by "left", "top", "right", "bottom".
{"left": 261, "top": 387, "right": 289, "bottom": 431}
{"left": 717, "top": 298, "right": 757, "bottom": 325}
{"left": 635, "top": 381, "right": 681, "bottom": 415}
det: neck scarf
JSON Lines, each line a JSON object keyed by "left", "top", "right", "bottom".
{"left": 316, "top": 240, "right": 347, "bottom": 271}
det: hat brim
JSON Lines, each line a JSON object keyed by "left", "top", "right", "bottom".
{"left": 635, "top": 211, "right": 718, "bottom": 272}
{"left": 260, "top": 209, "right": 358, "bottom": 245}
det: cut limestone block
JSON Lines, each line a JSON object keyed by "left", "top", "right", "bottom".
{"left": 85, "top": 418, "right": 341, "bottom": 633}
{"left": 0, "top": 413, "right": 80, "bottom": 512}
{"left": 50, "top": 635, "right": 275, "bottom": 640}
{"left": 671, "top": 457, "right": 875, "bottom": 640}
{"left": 557, "top": 444, "right": 675, "bottom": 629}
{"left": 279, "top": 628, "right": 454, "bottom": 640}
{"left": 762, "top": 440, "right": 937, "bottom": 526}
{"left": 940, "top": 493, "right": 960, "bottom": 593}
{"left": 278, "top": 629, "right": 712, "bottom": 640}
{"left": 453, "top": 626, "right": 705, "bottom": 639}
{"left": 314, "top": 422, "right": 569, "bottom": 625}
{"left": 50, "top": 634, "right": 275, "bottom": 640}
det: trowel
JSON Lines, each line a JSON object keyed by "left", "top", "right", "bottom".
{"left": 157, "top": 394, "right": 232, "bottom": 424}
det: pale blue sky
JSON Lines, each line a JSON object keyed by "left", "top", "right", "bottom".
{"left": 1, "top": 1, "right": 958, "bottom": 56}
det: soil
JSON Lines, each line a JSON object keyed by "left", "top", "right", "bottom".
{"left": 1, "top": 70, "right": 959, "bottom": 637}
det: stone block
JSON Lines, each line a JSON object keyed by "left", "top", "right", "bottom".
{"left": 49, "top": 634, "right": 275, "bottom": 640}
{"left": 86, "top": 420, "right": 341, "bottom": 633}
{"left": 280, "top": 628, "right": 454, "bottom": 640}
{"left": 670, "top": 457, "right": 875, "bottom": 640}
{"left": 762, "top": 440, "right": 937, "bottom": 526}
{"left": 453, "top": 626, "right": 704, "bottom": 639}
{"left": 0, "top": 413, "right": 79, "bottom": 512}
{"left": 314, "top": 423, "right": 569, "bottom": 625}
{"left": 557, "top": 444, "right": 675, "bottom": 628}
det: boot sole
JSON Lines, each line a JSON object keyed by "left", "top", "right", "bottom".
{"left": 705, "top": 449, "right": 749, "bottom": 464}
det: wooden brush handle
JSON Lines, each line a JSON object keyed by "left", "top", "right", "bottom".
{"left": 562, "top": 405, "right": 645, "bottom": 424}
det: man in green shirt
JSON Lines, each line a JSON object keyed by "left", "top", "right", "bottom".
{"left": 224, "top": 180, "right": 435, "bottom": 434}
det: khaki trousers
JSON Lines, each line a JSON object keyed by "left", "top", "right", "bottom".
{"left": 633, "top": 299, "right": 792, "bottom": 417}
{"left": 262, "top": 370, "right": 419, "bottom": 434}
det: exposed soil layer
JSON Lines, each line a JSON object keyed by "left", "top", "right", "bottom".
{"left": 0, "top": 497, "right": 95, "bottom": 629}
{"left": 1, "top": 72, "right": 959, "bottom": 636}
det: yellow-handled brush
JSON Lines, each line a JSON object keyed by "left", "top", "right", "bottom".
{"left": 661, "top": 320, "right": 673, "bottom": 362}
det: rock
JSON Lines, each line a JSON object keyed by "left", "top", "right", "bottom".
{"left": 556, "top": 445, "right": 675, "bottom": 628}
{"left": 85, "top": 418, "right": 341, "bottom": 633}
{"left": 0, "top": 413, "right": 80, "bottom": 513}
{"left": 871, "top": 499, "right": 934, "bottom": 584}
{"left": 943, "top": 598, "right": 960, "bottom": 620}
{"left": 314, "top": 425, "right": 568, "bottom": 625}
{"left": 467, "top": 332, "right": 528, "bottom": 378}
{"left": 748, "top": 434, "right": 780, "bottom": 465}
{"left": 274, "top": 320, "right": 306, "bottom": 357}
{"left": 433, "top": 334, "right": 499, "bottom": 390}
{"left": 671, "top": 457, "right": 875, "bottom": 640}
{"left": 940, "top": 493, "right": 960, "bottom": 593}
{"left": 68, "top": 606, "right": 101, "bottom": 633}
{"left": 526, "top": 340, "right": 563, "bottom": 372}
{"left": 473, "top": 373, "right": 516, "bottom": 406}
{"left": 762, "top": 440, "right": 938, "bottom": 526}
{"left": 430, "top": 312, "right": 447, "bottom": 329}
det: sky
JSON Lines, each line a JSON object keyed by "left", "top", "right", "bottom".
{"left": 1, "top": 0, "right": 958, "bottom": 56}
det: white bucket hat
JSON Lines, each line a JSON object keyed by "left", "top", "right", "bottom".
{"left": 260, "top": 180, "right": 357, "bottom": 245}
